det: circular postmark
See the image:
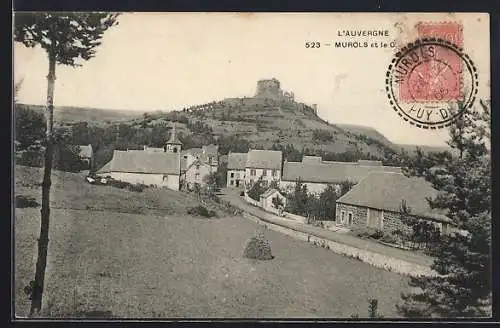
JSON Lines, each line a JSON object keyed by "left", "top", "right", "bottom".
{"left": 386, "top": 38, "right": 478, "bottom": 129}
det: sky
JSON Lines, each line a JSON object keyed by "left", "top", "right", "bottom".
{"left": 13, "top": 12, "right": 490, "bottom": 147}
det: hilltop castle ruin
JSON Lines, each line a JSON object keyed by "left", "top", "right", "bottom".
{"left": 254, "top": 78, "right": 295, "bottom": 102}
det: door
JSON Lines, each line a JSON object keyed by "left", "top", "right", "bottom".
{"left": 368, "top": 208, "right": 383, "bottom": 229}
{"left": 236, "top": 180, "right": 240, "bottom": 187}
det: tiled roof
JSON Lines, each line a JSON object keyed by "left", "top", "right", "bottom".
{"left": 282, "top": 159, "right": 401, "bottom": 184}
{"left": 227, "top": 152, "right": 248, "bottom": 170}
{"left": 337, "top": 172, "right": 450, "bottom": 223}
{"left": 79, "top": 145, "right": 93, "bottom": 158}
{"left": 246, "top": 150, "right": 282, "bottom": 170}
{"left": 103, "top": 150, "right": 180, "bottom": 175}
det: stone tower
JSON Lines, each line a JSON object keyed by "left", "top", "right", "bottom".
{"left": 165, "top": 124, "right": 182, "bottom": 153}
{"left": 255, "top": 78, "right": 282, "bottom": 100}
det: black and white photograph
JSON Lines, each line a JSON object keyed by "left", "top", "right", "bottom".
{"left": 13, "top": 12, "right": 491, "bottom": 319}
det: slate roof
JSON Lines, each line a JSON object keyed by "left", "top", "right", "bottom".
{"left": 260, "top": 188, "right": 282, "bottom": 199}
{"left": 246, "top": 150, "right": 282, "bottom": 170}
{"left": 282, "top": 159, "right": 401, "bottom": 184}
{"left": 227, "top": 152, "right": 248, "bottom": 170}
{"left": 98, "top": 150, "right": 180, "bottom": 175}
{"left": 79, "top": 145, "right": 93, "bottom": 158}
{"left": 337, "top": 172, "right": 450, "bottom": 223}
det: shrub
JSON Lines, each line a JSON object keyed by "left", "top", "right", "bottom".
{"left": 187, "top": 205, "right": 216, "bottom": 218}
{"left": 107, "top": 179, "right": 130, "bottom": 189}
{"left": 128, "top": 183, "right": 147, "bottom": 193}
{"left": 243, "top": 232, "right": 274, "bottom": 260}
{"left": 16, "top": 195, "right": 40, "bottom": 208}
{"left": 350, "top": 226, "right": 384, "bottom": 240}
{"left": 379, "top": 232, "right": 398, "bottom": 244}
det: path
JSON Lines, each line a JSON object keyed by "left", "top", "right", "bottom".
{"left": 220, "top": 190, "right": 433, "bottom": 268}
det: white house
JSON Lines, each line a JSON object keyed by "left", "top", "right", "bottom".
{"left": 259, "top": 188, "right": 287, "bottom": 215}
{"left": 226, "top": 152, "right": 247, "bottom": 188}
{"left": 245, "top": 149, "right": 282, "bottom": 188}
{"left": 280, "top": 157, "right": 401, "bottom": 195}
{"left": 96, "top": 150, "right": 181, "bottom": 191}
{"left": 79, "top": 144, "right": 94, "bottom": 170}
{"left": 182, "top": 156, "right": 213, "bottom": 189}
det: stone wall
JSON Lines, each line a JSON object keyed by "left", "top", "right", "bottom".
{"left": 335, "top": 203, "right": 367, "bottom": 227}
{"left": 335, "top": 203, "right": 416, "bottom": 235}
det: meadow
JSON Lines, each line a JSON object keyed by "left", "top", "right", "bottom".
{"left": 15, "top": 166, "right": 410, "bottom": 318}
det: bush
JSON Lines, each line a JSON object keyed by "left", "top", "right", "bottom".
{"left": 350, "top": 226, "right": 384, "bottom": 240}
{"left": 128, "top": 183, "right": 147, "bottom": 193}
{"left": 379, "top": 233, "right": 398, "bottom": 244}
{"left": 16, "top": 195, "right": 40, "bottom": 208}
{"left": 243, "top": 232, "right": 274, "bottom": 260}
{"left": 107, "top": 179, "right": 130, "bottom": 189}
{"left": 187, "top": 205, "right": 216, "bottom": 218}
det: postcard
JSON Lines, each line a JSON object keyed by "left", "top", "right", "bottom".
{"left": 14, "top": 12, "right": 491, "bottom": 319}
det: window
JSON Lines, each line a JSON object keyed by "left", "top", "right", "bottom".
{"left": 348, "top": 212, "right": 353, "bottom": 225}
{"left": 263, "top": 169, "right": 267, "bottom": 176}
{"left": 250, "top": 169, "right": 256, "bottom": 176}
{"left": 230, "top": 180, "right": 234, "bottom": 186}
{"left": 230, "top": 172, "right": 234, "bottom": 178}
{"left": 341, "top": 211, "right": 346, "bottom": 224}
{"left": 163, "top": 175, "right": 168, "bottom": 182}
{"left": 195, "top": 173, "right": 200, "bottom": 180}
{"left": 196, "top": 164, "right": 200, "bottom": 170}
{"left": 272, "top": 169, "right": 277, "bottom": 177}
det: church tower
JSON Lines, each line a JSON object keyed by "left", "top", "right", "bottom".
{"left": 165, "top": 124, "right": 182, "bottom": 153}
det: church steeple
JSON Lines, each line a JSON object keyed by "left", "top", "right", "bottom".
{"left": 165, "top": 123, "right": 182, "bottom": 153}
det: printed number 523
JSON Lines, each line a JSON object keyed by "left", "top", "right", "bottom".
{"left": 305, "top": 42, "right": 320, "bottom": 48}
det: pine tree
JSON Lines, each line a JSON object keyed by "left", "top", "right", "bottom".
{"left": 14, "top": 12, "right": 119, "bottom": 315}
{"left": 397, "top": 100, "right": 491, "bottom": 318}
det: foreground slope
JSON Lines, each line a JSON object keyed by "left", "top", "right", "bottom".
{"left": 15, "top": 166, "right": 410, "bottom": 318}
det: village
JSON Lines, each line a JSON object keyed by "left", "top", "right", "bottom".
{"left": 85, "top": 79, "right": 455, "bottom": 245}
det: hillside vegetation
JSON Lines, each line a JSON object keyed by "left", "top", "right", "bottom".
{"left": 16, "top": 98, "right": 454, "bottom": 172}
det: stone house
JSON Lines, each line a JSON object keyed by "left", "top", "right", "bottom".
{"left": 335, "top": 171, "right": 452, "bottom": 235}
{"left": 226, "top": 152, "right": 247, "bottom": 188}
{"left": 244, "top": 149, "right": 282, "bottom": 188}
{"left": 280, "top": 157, "right": 401, "bottom": 195}
{"left": 96, "top": 150, "right": 181, "bottom": 191}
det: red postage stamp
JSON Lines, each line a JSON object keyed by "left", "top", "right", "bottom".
{"left": 398, "top": 22, "right": 464, "bottom": 103}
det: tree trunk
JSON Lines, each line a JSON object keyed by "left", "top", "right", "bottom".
{"left": 30, "top": 52, "right": 56, "bottom": 315}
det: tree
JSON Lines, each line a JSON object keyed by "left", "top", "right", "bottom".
{"left": 338, "top": 180, "right": 356, "bottom": 197}
{"left": 15, "top": 106, "right": 46, "bottom": 150}
{"left": 15, "top": 12, "right": 119, "bottom": 315}
{"left": 318, "top": 185, "right": 337, "bottom": 220}
{"left": 397, "top": 100, "right": 491, "bottom": 318}
{"left": 214, "top": 162, "right": 228, "bottom": 188}
{"left": 285, "top": 179, "right": 309, "bottom": 216}
{"left": 203, "top": 172, "right": 218, "bottom": 198}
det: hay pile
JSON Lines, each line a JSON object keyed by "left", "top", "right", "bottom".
{"left": 243, "top": 233, "right": 274, "bottom": 260}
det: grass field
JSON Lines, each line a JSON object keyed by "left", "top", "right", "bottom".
{"left": 15, "top": 165, "right": 410, "bottom": 318}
